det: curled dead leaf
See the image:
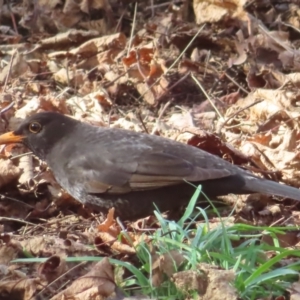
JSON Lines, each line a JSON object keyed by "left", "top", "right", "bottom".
{"left": 95, "top": 232, "right": 135, "bottom": 255}
{"left": 38, "top": 255, "right": 67, "bottom": 283}
{"left": 98, "top": 208, "right": 116, "bottom": 232}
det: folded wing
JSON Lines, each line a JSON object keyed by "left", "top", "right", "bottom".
{"left": 66, "top": 151, "right": 233, "bottom": 194}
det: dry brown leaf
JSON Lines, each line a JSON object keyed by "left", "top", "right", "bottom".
{"left": 289, "top": 278, "right": 300, "bottom": 300}
{"left": 98, "top": 208, "right": 116, "bottom": 232}
{"left": 167, "top": 111, "right": 194, "bottom": 130}
{"left": 38, "top": 255, "right": 67, "bottom": 283}
{"left": 96, "top": 48, "right": 124, "bottom": 65}
{"left": 0, "top": 278, "right": 39, "bottom": 300}
{"left": 279, "top": 50, "right": 300, "bottom": 71}
{"left": 53, "top": 68, "right": 86, "bottom": 87}
{"left": 136, "top": 83, "right": 156, "bottom": 105}
{"left": 240, "top": 130, "right": 300, "bottom": 186}
{"left": 20, "top": 235, "right": 90, "bottom": 258}
{"left": 152, "top": 250, "right": 186, "bottom": 287}
{"left": 225, "top": 88, "right": 300, "bottom": 137}
{"left": 10, "top": 101, "right": 39, "bottom": 124}
{"left": 219, "top": 91, "right": 241, "bottom": 105}
{"left": 70, "top": 33, "right": 126, "bottom": 57}
{"left": 18, "top": 155, "right": 34, "bottom": 188}
{"left": 0, "top": 158, "right": 20, "bottom": 188}
{"left": 193, "top": 0, "right": 248, "bottom": 24}
{"left": 262, "top": 231, "right": 300, "bottom": 248}
{"left": 21, "top": 236, "right": 51, "bottom": 257}
{"left": 0, "top": 239, "right": 22, "bottom": 264}
{"left": 131, "top": 215, "right": 160, "bottom": 230}
{"left": 188, "top": 132, "right": 249, "bottom": 165}
{"left": 95, "top": 232, "right": 135, "bottom": 254}
{"left": 229, "top": 39, "right": 248, "bottom": 66}
{"left": 111, "top": 118, "right": 144, "bottom": 132}
{"left": 0, "top": 53, "right": 29, "bottom": 83}
{"left": 123, "top": 48, "right": 154, "bottom": 68}
{"left": 252, "top": 29, "right": 291, "bottom": 54}
{"left": 66, "top": 92, "right": 107, "bottom": 122}
{"left": 50, "top": 257, "right": 117, "bottom": 300}
{"left": 40, "top": 29, "right": 100, "bottom": 48}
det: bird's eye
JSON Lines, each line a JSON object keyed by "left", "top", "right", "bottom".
{"left": 28, "top": 122, "right": 42, "bottom": 134}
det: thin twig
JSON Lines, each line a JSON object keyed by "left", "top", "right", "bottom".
{"left": 136, "top": 111, "right": 149, "bottom": 134}
{"left": 151, "top": 100, "right": 172, "bottom": 134}
{"left": 0, "top": 101, "right": 15, "bottom": 114}
{"left": 223, "top": 99, "right": 264, "bottom": 127}
{"left": 0, "top": 217, "right": 35, "bottom": 226}
{"left": 114, "top": 10, "right": 125, "bottom": 33}
{"left": 10, "top": 152, "right": 33, "bottom": 160}
{"left": 224, "top": 71, "right": 249, "bottom": 94}
{"left": 259, "top": 24, "right": 292, "bottom": 52}
{"left": 0, "top": 194, "right": 35, "bottom": 209}
{"left": 6, "top": 1, "right": 19, "bottom": 35}
{"left": 166, "top": 25, "right": 206, "bottom": 73}
{"left": 145, "top": 2, "right": 170, "bottom": 10}
{"left": 127, "top": 2, "right": 137, "bottom": 57}
{"left": 3, "top": 49, "right": 16, "bottom": 92}
{"left": 150, "top": 0, "right": 155, "bottom": 17}
{"left": 216, "top": 99, "right": 264, "bottom": 135}
{"left": 191, "top": 73, "right": 224, "bottom": 121}
{"left": 33, "top": 261, "right": 88, "bottom": 299}
{"left": 136, "top": 50, "right": 148, "bottom": 80}
{"left": 155, "top": 71, "right": 190, "bottom": 103}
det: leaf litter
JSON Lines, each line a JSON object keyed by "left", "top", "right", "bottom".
{"left": 1, "top": 0, "right": 300, "bottom": 299}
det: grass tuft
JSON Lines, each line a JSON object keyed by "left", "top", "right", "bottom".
{"left": 13, "top": 186, "right": 300, "bottom": 299}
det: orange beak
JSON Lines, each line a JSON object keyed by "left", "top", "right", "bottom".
{"left": 0, "top": 132, "right": 24, "bottom": 144}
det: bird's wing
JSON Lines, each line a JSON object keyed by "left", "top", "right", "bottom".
{"left": 66, "top": 151, "right": 233, "bottom": 194}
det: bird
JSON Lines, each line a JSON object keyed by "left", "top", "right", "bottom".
{"left": 0, "top": 111, "right": 299, "bottom": 219}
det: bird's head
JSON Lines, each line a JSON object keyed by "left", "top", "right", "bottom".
{"left": 0, "top": 112, "right": 78, "bottom": 159}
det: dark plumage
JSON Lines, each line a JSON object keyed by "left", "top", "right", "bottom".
{"left": 0, "top": 112, "right": 299, "bottom": 219}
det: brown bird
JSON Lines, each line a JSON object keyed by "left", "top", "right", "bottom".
{"left": 0, "top": 112, "right": 299, "bottom": 219}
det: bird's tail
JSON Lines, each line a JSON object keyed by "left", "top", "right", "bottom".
{"left": 243, "top": 175, "right": 300, "bottom": 201}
